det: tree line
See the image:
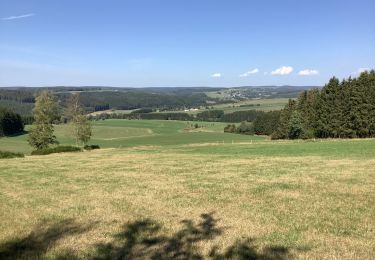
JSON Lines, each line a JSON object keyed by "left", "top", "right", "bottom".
{"left": 272, "top": 70, "right": 375, "bottom": 139}
{"left": 89, "top": 109, "right": 269, "bottom": 123}
{"left": 224, "top": 110, "right": 281, "bottom": 136}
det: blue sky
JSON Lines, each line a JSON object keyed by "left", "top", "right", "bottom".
{"left": 1, "top": 0, "right": 374, "bottom": 87}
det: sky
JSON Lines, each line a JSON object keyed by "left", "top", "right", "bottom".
{"left": 0, "top": 0, "right": 374, "bottom": 87}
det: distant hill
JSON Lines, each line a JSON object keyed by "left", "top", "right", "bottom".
{"left": 0, "top": 85, "right": 314, "bottom": 117}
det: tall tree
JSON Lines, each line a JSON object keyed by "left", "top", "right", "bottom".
{"left": 67, "top": 93, "right": 92, "bottom": 146}
{"left": 272, "top": 99, "right": 297, "bottom": 139}
{"left": 28, "top": 91, "right": 60, "bottom": 150}
{"left": 272, "top": 70, "right": 375, "bottom": 139}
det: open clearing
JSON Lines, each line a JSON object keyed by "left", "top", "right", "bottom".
{"left": 0, "top": 120, "right": 374, "bottom": 259}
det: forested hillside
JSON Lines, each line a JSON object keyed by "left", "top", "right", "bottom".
{"left": 0, "top": 86, "right": 311, "bottom": 118}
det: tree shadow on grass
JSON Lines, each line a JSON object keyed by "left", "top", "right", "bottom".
{"left": 0, "top": 218, "right": 94, "bottom": 260}
{"left": 92, "top": 212, "right": 292, "bottom": 260}
{"left": 0, "top": 213, "right": 297, "bottom": 259}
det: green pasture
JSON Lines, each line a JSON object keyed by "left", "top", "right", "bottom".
{"left": 0, "top": 120, "right": 262, "bottom": 154}
{"left": 1, "top": 119, "right": 375, "bottom": 259}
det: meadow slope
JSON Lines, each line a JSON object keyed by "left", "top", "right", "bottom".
{"left": 0, "top": 120, "right": 374, "bottom": 259}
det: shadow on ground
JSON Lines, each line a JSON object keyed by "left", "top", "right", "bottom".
{"left": 0, "top": 218, "right": 93, "bottom": 259}
{"left": 0, "top": 213, "right": 295, "bottom": 259}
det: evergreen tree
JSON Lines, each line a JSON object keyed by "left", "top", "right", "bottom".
{"left": 272, "top": 70, "right": 375, "bottom": 139}
{"left": 287, "top": 111, "right": 304, "bottom": 139}
{"left": 0, "top": 108, "right": 24, "bottom": 136}
{"left": 315, "top": 77, "right": 340, "bottom": 138}
{"left": 272, "top": 99, "right": 297, "bottom": 139}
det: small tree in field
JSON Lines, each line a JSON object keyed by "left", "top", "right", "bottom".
{"left": 28, "top": 91, "right": 59, "bottom": 149}
{"left": 67, "top": 93, "right": 92, "bottom": 146}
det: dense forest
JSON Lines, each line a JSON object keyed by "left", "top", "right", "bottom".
{"left": 273, "top": 70, "right": 375, "bottom": 139}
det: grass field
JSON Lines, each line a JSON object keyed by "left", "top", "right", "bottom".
{"left": 0, "top": 120, "right": 374, "bottom": 259}
{"left": 0, "top": 120, "right": 263, "bottom": 155}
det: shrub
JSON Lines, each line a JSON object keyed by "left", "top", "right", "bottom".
{"left": 236, "top": 121, "right": 254, "bottom": 135}
{"left": 31, "top": 146, "right": 82, "bottom": 155}
{"left": 224, "top": 124, "right": 237, "bottom": 133}
{"left": 84, "top": 144, "right": 101, "bottom": 150}
{"left": 0, "top": 150, "right": 24, "bottom": 159}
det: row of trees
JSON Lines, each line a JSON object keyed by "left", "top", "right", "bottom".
{"left": 223, "top": 110, "right": 281, "bottom": 136}
{"left": 273, "top": 70, "right": 375, "bottom": 139}
{"left": 0, "top": 108, "right": 24, "bottom": 136}
{"left": 224, "top": 121, "right": 254, "bottom": 135}
{"left": 28, "top": 91, "right": 92, "bottom": 150}
{"left": 89, "top": 109, "right": 268, "bottom": 123}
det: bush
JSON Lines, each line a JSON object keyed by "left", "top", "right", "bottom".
{"left": 0, "top": 150, "right": 24, "bottom": 159}
{"left": 236, "top": 121, "right": 254, "bottom": 135}
{"left": 31, "top": 146, "right": 82, "bottom": 155}
{"left": 224, "top": 124, "right": 237, "bottom": 133}
{"left": 84, "top": 144, "right": 101, "bottom": 150}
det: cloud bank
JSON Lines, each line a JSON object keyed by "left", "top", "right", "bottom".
{"left": 210, "top": 73, "right": 221, "bottom": 78}
{"left": 239, "top": 68, "right": 259, "bottom": 77}
{"left": 271, "top": 66, "right": 293, "bottom": 75}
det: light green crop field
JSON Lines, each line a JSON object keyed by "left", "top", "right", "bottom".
{"left": 0, "top": 119, "right": 374, "bottom": 259}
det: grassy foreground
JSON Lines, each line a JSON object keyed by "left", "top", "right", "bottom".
{"left": 0, "top": 135, "right": 374, "bottom": 259}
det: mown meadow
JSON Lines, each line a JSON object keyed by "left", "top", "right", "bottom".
{"left": 0, "top": 119, "right": 374, "bottom": 259}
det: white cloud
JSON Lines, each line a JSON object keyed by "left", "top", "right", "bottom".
{"left": 357, "top": 67, "right": 370, "bottom": 73}
{"left": 298, "top": 69, "right": 319, "bottom": 76}
{"left": 210, "top": 73, "right": 221, "bottom": 78}
{"left": 2, "top": 13, "right": 35, "bottom": 20}
{"left": 271, "top": 66, "right": 293, "bottom": 75}
{"left": 239, "top": 68, "right": 259, "bottom": 77}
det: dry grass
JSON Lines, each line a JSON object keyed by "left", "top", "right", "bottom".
{"left": 0, "top": 146, "right": 374, "bottom": 259}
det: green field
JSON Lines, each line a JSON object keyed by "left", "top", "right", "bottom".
{"left": 0, "top": 119, "right": 374, "bottom": 259}
{"left": 0, "top": 120, "right": 262, "bottom": 154}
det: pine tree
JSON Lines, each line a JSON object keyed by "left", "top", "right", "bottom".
{"left": 315, "top": 77, "right": 340, "bottom": 137}
{"left": 272, "top": 99, "right": 297, "bottom": 139}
